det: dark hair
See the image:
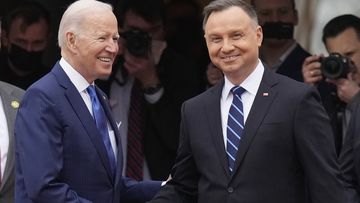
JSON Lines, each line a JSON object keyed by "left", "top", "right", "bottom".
{"left": 322, "top": 14, "right": 360, "bottom": 44}
{"left": 3, "top": 1, "right": 51, "bottom": 33}
{"left": 117, "top": 0, "right": 165, "bottom": 27}
{"left": 250, "top": 0, "right": 296, "bottom": 10}
{"left": 202, "top": 0, "right": 258, "bottom": 30}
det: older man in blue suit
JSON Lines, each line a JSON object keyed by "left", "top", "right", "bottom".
{"left": 14, "top": 0, "right": 161, "bottom": 202}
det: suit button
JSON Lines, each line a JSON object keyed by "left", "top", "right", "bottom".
{"left": 227, "top": 187, "right": 234, "bottom": 193}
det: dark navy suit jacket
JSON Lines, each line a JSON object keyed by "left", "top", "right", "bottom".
{"left": 15, "top": 62, "right": 160, "bottom": 203}
{"left": 150, "top": 67, "right": 345, "bottom": 203}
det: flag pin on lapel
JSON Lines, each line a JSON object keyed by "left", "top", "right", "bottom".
{"left": 11, "top": 100, "right": 20, "bottom": 109}
{"left": 262, "top": 92, "right": 269, "bottom": 96}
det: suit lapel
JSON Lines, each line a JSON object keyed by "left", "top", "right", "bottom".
{"left": 0, "top": 85, "right": 21, "bottom": 191}
{"left": 52, "top": 63, "right": 115, "bottom": 182}
{"left": 205, "top": 81, "right": 231, "bottom": 177}
{"left": 232, "top": 69, "right": 278, "bottom": 177}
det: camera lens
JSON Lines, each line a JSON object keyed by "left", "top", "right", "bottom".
{"left": 121, "top": 29, "right": 151, "bottom": 57}
{"left": 320, "top": 53, "right": 349, "bottom": 79}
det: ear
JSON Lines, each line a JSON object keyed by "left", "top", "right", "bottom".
{"left": 66, "top": 31, "right": 77, "bottom": 53}
{"left": 256, "top": 25, "right": 263, "bottom": 47}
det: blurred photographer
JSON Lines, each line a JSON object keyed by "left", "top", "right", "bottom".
{"left": 97, "top": 0, "right": 202, "bottom": 181}
{"left": 302, "top": 14, "right": 360, "bottom": 155}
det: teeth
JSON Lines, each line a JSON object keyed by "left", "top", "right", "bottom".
{"left": 224, "top": 55, "right": 237, "bottom": 59}
{"left": 98, "top": 57, "right": 111, "bottom": 62}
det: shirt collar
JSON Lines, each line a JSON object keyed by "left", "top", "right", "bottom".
{"left": 222, "top": 59, "right": 265, "bottom": 100}
{"left": 59, "top": 57, "right": 93, "bottom": 93}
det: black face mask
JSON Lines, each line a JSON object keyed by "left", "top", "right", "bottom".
{"left": 262, "top": 22, "right": 294, "bottom": 39}
{"left": 7, "top": 43, "right": 44, "bottom": 72}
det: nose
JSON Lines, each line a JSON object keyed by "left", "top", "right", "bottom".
{"left": 106, "top": 40, "right": 118, "bottom": 53}
{"left": 267, "top": 13, "right": 280, "bottom": 22}
{"left": 221, "top": 38, "right": 234, "bottom": 52}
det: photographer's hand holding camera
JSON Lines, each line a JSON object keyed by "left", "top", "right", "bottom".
{"left": 121, "top": 29, "right": 165, "bottom": 92}
{"left": 302, "top": 54, "right": 360, "bottom": 104}
{"left": 302, "top": 14, "right": 360, "bottom": 158}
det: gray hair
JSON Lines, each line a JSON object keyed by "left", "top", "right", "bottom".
{"left": 58, "top": 0, "right": 113, "bottom": 48}
{"left": 202, "top": 0, "right": 258, "bottom": 30}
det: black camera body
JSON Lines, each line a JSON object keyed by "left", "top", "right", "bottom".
{"left": 320, "top": 53, "right": 350, "bottom": 79}
{"left": 121, "top": 28, "right": 151, "bottom": 57}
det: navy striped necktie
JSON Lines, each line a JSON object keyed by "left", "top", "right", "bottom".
{"left": 226, "top": 86, "right": 246, "bottom": 173}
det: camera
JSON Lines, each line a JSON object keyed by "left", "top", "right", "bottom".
{"left": 320, "top": 53, "right": 350, "bottom": 79}
{"left": 121, "top": 28, "right": 151, "bottom": 57}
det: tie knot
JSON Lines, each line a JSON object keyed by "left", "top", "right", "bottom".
{"left": 230, "top": 86, "right": 246, "bottom": 96}
{"left": 87, "top": 85, "right": 97, "bottom": 97}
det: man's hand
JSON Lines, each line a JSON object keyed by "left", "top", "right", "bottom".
{"left": 327, "top": 73, "right": 360, "bottom": 104}
{"left": 123, "top": 49, "right": 160, "bottom": 88}
{"left": 302, "top": 55, "right": 323, "bottom": 85}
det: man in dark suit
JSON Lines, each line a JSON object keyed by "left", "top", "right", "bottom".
{"left": 14, "top": 0, "right": 161, "bottom": 202}
{"left": 0, "top": 81, "right": 24, "bottom": 203}
{"left": 251, "top": 0, "right": 310, "bottom": 82}
{"left": 302, "top": 14, "right": 360, "bottom": 155}
{"left": 340, "top": 95, "right": 360, "bottom": 203}
{"left": 149, "top": 0, "right": 345, "bottom": 202}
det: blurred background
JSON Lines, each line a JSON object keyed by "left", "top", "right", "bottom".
{"left": 1, "top": 0, "right": 359, "bottom": 67}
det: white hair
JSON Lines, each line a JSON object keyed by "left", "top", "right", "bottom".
{"left": 57, "top": 0, "right": 113, "bottom": 48}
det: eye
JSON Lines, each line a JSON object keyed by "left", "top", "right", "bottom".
{"left": 113, "top": 36, "right": 120, "bottom": 42}
{"left": 98, "top": 36, "right": 106, "bottom": 41}
{"left": 210, "top": 36, "right": 222, "bottom": 43}
{"left": 277, "top": 7, "right": 291, "bottom": 16}
{"left": 258, "top": 10, "right": 271, "bottom": 17}
{"left": 232, "top": 33, "right": 243, "bottom": 40}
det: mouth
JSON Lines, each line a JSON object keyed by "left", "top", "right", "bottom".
{"left": 97, "top": 57, "right": 113, "bottom": 63}
{"left": 221, "top": 55, "right": 239, "bottom": 63}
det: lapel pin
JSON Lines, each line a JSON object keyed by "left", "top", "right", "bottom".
{"left": 262, "top": 92, "right": 269, "bottom": 97}
{"left": 11, "top": 100, "right": 20, "bottom": 109}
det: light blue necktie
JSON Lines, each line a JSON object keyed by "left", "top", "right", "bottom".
{"left": 87, "top": 85, "right": 116, "bottom": 174}
{"left": 227, "top": 86, "right": 246, "bottom": 173}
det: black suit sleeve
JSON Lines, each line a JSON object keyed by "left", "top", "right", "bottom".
{"left": 294, "top": 86, "right": 346, "bottom": 203}
{"left": 339, "top": 101, "right": 360, "bottom": 203}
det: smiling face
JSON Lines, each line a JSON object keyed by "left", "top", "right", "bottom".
{"left": 68, "top": 11, "right": 119, "bottom": 83}
{"left": 204, "top": 6, "right": 263, "bottom": 84}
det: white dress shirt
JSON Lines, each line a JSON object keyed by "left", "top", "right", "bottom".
{"left": 220, "top": 60, "right": 264, "bottom": 148}
{"left": 0, "top": 96, "right": 9, "bottom": 180}
{"left": 59, "top": 58, "right": 118, "bottom": 160}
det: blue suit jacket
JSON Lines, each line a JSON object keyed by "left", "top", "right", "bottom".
{"left": 15, "top": 62, "right": 160, "bottom": 203}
